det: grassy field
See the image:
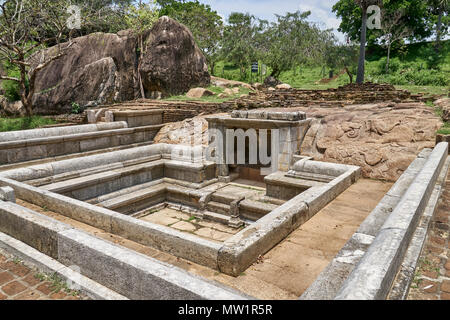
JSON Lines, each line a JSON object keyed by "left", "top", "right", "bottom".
{"left": 0, "top": 116, "right": 57, "bottom": 132}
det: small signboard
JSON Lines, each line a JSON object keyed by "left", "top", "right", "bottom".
{"left": 251, "top": 62, "right": 259, "bottom": 73}
{"left": 261, "top": 64, "right": 267, "bottom": 76}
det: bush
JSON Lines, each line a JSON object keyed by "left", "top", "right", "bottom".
{"left": 71, "top": 102, "right": 84, "bottom": 114}
{"left": 1, "top": 62, "right": 21, "bottom": 102}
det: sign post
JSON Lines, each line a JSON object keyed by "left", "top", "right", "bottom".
{"left": 251, "top": 62, "right": 258, "bottom": 84}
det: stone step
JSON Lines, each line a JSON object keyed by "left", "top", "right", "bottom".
{"left": 41, "top": 160, "right": 165, "bottom": 194}
{"left": 202, "top": 211, "right": 232, "bottom": 225}
{"left": 97, "top": 183, "right": 166, "bottom": 211}
{"left": 206, "top": 201, "right": 230, "bottom": 216}
{"left": 210, "top": 192, "right": 237, "bottom": 205}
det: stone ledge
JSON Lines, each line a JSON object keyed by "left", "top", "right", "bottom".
{"left": 335, "top": 142, "right": 448, "bottom": 300}
{"left": 300, "top": 147, "right": 442, "bottom": 300}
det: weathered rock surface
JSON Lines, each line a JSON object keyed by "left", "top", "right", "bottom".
{"left": 211, "top": 76, "right": 253, "bottom": 90}
{"left": 186, "top": 88, "right": 214, "bottom": 98}
{"left": 0, "top": 95, "right": 25, "bottom": 116}
{"left": 276, "top": 83, "right": 292, "bottom": 90}
{"left": 140, "top": 16, "right": 210, "bottom": 97}
{"left": 264, "top": 76, "right": 282, "bottom": 87}
{"left": 29, "top": 31, "right": 139, "bottom": 115}
{"left": 29, "top": 16, "right": 210, "bottom": 115}
{"left": 435, "top": 97, "right": 450, "bottom": 122}
{"left": 154, "top": 115, "right": 212, "bottom": 146}
{"left": 154, "top": 102, "right": 442, "bottom": 181}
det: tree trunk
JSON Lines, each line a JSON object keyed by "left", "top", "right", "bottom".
{"left": 138, "top": 35, "right": 146, "bottom": 99}
{"left": 210, "top": 62, "right": 215, "bottom": 76}
{"left": 345, "top": 67, "right": 353, "bottom": 84}
{"left": 356, "top": 7, "right": 368, "bottom": 84}
{"left": 386, "top": 42, "right": 391, "bottom": 73}
{"left": 18, "top": 61, "right": 33, "bottom": 117}
{"left": 435, "top": 10, "right": 443, "bottom": 52}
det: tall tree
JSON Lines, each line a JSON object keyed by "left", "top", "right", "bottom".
{"left": 334, "top": 0, "right": 432, "bottom": 83}
{"left": 429, "top": 0, "right": 450, "bottom": 51}
{"left": 354, "top": 0, "right": 381, "bottom": 84}
{"left": 157, "top": 0, "right": 223, "bottom": 75}
{"left": 220, "top": 13, "right": 263, "bottom": 80}
{"left": 0, "top": 0, "right": 74, "bottom": 116}
{"left": 379, "top": 9, "right": 412, "bottom": 73}
{"left": 325, "top": 44, "right": 359, "bottom": 84}
{"left": 260, "top": 11, "right": 333, "bottom": 79}
{"left": 124, "top": 0, "right": 159, "bottom": 98}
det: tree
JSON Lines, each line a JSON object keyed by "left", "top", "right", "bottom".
{"left": 354, "top": 0, "right": 382, "bottom": 84}
{"left": 429, "top": 0, "right": 450, "bottom": 51}
{"left": 379, "top": 9, "right": 412, "bottom": 73}
{"left": 333, "top": 0, "right": 432, "bottom": 83}
{"left": 333, "top": 0, "right": 431, "bottom": 42}
{"left": 0, "top": 0, "right": 74, "bottom": 116}
{"left": 124, "top": 0, "right": 159, "bottom": 98}
{"left": 325, "top": 44, "right": 359, "bottom": 83}
{"left": 260, "top": 11, "right": 334, "bottom": 79}
{"left": 220, "top": 13, "right": 263, "bottom": 80}
{"left": 157, "top": 0, "right": 223, "bottom": 75}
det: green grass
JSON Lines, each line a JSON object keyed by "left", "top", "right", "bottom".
{"left": 438, "top": 123, "right": 450, "bottom": 135}
{"left": 0, "top": 116, "right": 57, "bottom": 132}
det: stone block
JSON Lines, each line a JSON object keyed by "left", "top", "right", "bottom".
{"left": 0, "top": 186, "right": 15, "bottom": 202}
{"left": 57, "top": 229, "right": 245, "bottom": 300}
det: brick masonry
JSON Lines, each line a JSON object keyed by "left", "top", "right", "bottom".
{"left": 408, "top": 168, "right": 450, "bottom": 300}
{"left": 0, "top": 249, "right": 88, "bottom": 300}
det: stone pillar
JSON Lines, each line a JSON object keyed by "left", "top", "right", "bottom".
{"left": 228, "top": 197, "right": 245, "bottom": 228}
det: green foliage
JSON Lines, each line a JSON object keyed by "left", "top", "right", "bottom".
{"left": 1, "top": 61, "right": 21, "bottom": 101}
{"left": 260, "top": 11, "right": 334, "bottom": 78}
{"left": 0, "top": 116, "right": 57, "bottom": 132}
{"left": 71, "top": 102, "right": 84, "bottom": 114}
{"left": 157, "top": 1, "right": 223, "bottom": 73}
{"left": 220, "top": 13, "right": 264, "bottom": 81}
{"left": 124, "top": 0, "right": 159, "bottom": 34}
{"left": 333, "top": 0, "right": 432, "bottom": 44}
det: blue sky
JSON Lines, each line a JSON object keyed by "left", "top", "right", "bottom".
{"left": 198, "top": 0, "right": 346, "bottom": 42}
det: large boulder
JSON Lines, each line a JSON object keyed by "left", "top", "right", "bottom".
{"left": 30, "top": 30, "right": 139, "bottom": 114}
{"left": 186, "top": 88, "right": 215, "bottom": 98}
{"left": 139, "top": 16, "right": 210, "bottom": 97}
{"left": 29, "top": 16, "right": 210, "bottom": 114}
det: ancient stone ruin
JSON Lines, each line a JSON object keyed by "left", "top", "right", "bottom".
{"left": 0, "top": 97, "right": 448, "bottom": 299}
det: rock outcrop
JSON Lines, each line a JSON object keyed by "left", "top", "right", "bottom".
{"left": 29, "top": 16, "right": 210, "bottom": 115}
{"left": 435, "top": 98, "right": 450, "bottom": 122}
{"left": 186, "top": 88, "right": 214, "bottom": 98}
{"left": 140, "top": 16, "right": 210, "bottom": 97}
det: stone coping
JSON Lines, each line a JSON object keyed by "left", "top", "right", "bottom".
{"left": 0, "top": 124, "right": 163, "bottom": 150}
{"left": 0, "top": 144, "right": 361, "bottom": 277}
{"left": 335, "top": 142, "right": 448, "bottom": 300}
{"left": 113, "top": 109, "right": 164, "bottom": 117}
{"left": 0, "top": 199, "right": 249, "bottom": 300}
{"left": 206, "top": 116, "right": 312, "bottom": 129}
{"left": 231, "top": 110, "right": 306, "bottom": 121}
{"left": 0, "top": 122, "right": 128, "bottom": 143}
{"left": 300, "top": 143, "right": 449, "bottom": 300}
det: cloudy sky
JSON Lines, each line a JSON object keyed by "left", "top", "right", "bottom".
{"left": 198, "top": 0, "right": 346, "bottom": 42}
